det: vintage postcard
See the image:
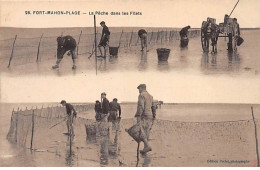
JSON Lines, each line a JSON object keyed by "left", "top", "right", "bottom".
{"left": 0, "top": 0, "right": 260, "bottom": 167}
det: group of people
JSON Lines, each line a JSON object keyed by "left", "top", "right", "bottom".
{"left": 94, "top": 84, "right": 157, "bottom": 154}
{"left": 59, "top": 83, "right": 157, "bottom": 154}
{"left": 51, "top": 21, "right": 150, "bottom": 70}
{"left": 94, "top": 92, "right": 122, "bottom": 122}
{"left": 50, "top": 16, "right": 241, "bottom": 70}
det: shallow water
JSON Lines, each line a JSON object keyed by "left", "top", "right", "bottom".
{"left": 0, "top": 28, "right": 260, "bottom": 166}
{"left": 0, "top": 29, "right": 259, "bottom": 77}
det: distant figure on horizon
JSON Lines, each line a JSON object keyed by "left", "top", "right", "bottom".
{"left": 138, "top": 29, "right": 148, "bottom": 52}
{"left": 52, "top": 35, "right": 77, "bottom": 70}
{"left": 98, "top": 21, "right": 110, "bottom": 57}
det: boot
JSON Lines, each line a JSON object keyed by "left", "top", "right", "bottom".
{"left": 140, "top": 146, "right": 152, "bottom": 154}
{"left": 52, "top": 59, "right": 61, "bottom": 69}
{"left": 72, "top": 65, "right": 77, "bottom": 70}
{"left": 52, "top": 64, "right": 59, "bottom": 69}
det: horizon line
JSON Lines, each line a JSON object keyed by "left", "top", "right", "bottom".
{"left": 0, "top": 26, "right": 259, "bottom": 29}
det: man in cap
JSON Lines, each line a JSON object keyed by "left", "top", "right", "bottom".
{"left": 101, "top": 92, "right": 110, "bottom": 121}
{"left": 99, "top": 21, "right": 110, "bottom": 57}
{"left": 135, "top": 84, "right": 153, "bottom": 154}
{"left": 60, "top": 100, "right": 77, "bottom": 136}
{"left": 108, "top": 98, "right": 122, "bottom": 122}
{"left": 138, "top": 29, "right": 148, "bottom": 51}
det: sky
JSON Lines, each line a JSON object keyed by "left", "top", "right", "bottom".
{"left": 0, "top": 0, "right": 260, "bottom": 28}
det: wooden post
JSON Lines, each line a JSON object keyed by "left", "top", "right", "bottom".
{"left": 8, "top": 35, "right": 17, "bottom": 68}
{"left": 135, "top": 36, "right": 139, "bottom": 46}
{"left": 149, "top": 31, "right": 154, "bottom": 45}
{"left": 77, "top": 30, "right": 82, "bottom": 56}
{"left": 15, "top": 112, "right": 18, "bottom": 143}
{"left": 125, "top": 32, "right": 129, "bottom": 48}
{"left": 94, "top": 15, "right": 97, "bottom": 75}
{"left": 118, "top": 30, "right": 124, "bottom": 48}
{"left": 156, "top": 30, "right": 160, "bottom": 44}
{"left": 251, "top": 106, "right": 260, "bottom": 167}
{"left": 172, "top": 31, "right": 175, "bottom": 41}
{"left": 36, "top": 34, "right": 44, "bottom": 62}
{"left": 161, "top": 31, "right": 163, "bottom": 44}
{"left": 30, "top": 110, "right": 35, "bottom": 150}
{"left": 129, "top": 31, "right": 133, "bottom": 47}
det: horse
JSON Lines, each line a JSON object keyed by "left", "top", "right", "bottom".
{"left": 201, "top": 21, "right": 220, "bottom": 54}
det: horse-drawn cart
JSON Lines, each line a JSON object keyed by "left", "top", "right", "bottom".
{"left": 200, "top": 0, "right": 242, "bottom": 53}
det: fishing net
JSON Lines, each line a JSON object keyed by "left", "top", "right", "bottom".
{"left": 7, "top": 104, "right": 256, "bottom": 167}
{"left": 0, "top": 30, "right": 201, "bottom": 68}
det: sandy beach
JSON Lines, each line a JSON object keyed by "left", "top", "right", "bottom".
{"left": 0, "top": 103, "right": 259, "bottom": 167}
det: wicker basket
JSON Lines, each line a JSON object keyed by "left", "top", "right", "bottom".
{"left": 85, "top": 124, "right": 96, "bottom": 136}
{"left": 125, "top": 122, "right": 147, "bottom": 143}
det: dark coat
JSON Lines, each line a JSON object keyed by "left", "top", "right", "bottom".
{"left": 95, "top": 102, "right": 102, "bottom": 113}
{"left": 57, "top": 35, "right": 77, "bottom": 59}
{"left": 102, "top": 98, "right": 110, "bottom": 114}
{"left": 179, "top": 26, "right": 190, "bottom": 37}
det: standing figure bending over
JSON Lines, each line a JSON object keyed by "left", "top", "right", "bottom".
{"left": 52, "top": 35, "right": 77, "bottom": 70}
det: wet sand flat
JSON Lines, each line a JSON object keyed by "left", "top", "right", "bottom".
{"left": 0, "top": 28, "right": 259, "bottom": 77}
{"left": 0, "top": 103, "right": 260, "bottom": 167}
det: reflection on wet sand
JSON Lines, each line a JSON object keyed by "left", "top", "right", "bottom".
{"left": 201, "top": 52, "right": 209, "bottom": 70}
{"left": 227, "top": 51, "right": 241, "bottom": 72}
{"left": 201, "top": 51, "right": 241, "bottom": 73}
{"left": 211, "top": 54, "right": 217, "bottom": 66}
{"left": 139, "top": 52, "right": 147, "bottom": 71}
{"left": 65, "top": 149, "right": 75, "bottom": 167}
{"left": 157, "top": 61, "right": 169, "bottom": 71}
{"left": 98, "top": 58, "right": 107, "bottom": 72}
{"left": 65, "top": 135, "right": 75, "bottom": 167}
{"left": 84, "top": 117, "right": 155, "bottom": 167}
{"left": 109, "top": 55, "right": 118, "bottom": 64}
{"left": 85, "top": 119, "right": 122, "bottom": 166}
